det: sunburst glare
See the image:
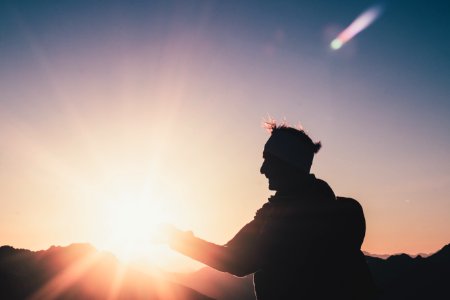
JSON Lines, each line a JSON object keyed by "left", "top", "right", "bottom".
{"left": 330, "top": 4, "right": 384, "bottom": 50}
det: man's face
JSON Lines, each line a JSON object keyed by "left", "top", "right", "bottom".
{"left": 260, "top": 151, "right": 297, "bottom": 191}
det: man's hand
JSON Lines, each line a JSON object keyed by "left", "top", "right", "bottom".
{"left": 153, "top": 223, "right": 194, "bottom": 245}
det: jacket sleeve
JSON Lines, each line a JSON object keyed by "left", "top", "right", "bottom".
{"left": 169, "top": 212, "right": 267, "bottom": 277}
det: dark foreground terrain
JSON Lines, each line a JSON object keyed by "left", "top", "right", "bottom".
{"left": 0, "top": 244, "right": 212, "bottom": 300}
{"left": 171, "top": 244, "right": 450, "bottom": 300}
{"left": 1, "top": 243, "right": 449, "bottom": 299}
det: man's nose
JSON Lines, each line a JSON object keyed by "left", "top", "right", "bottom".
{"left": 260, "top": 160, "right": 267, "bottom": 174}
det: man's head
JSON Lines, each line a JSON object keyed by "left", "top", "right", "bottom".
{"left": 260, "top": 122, "right": 321, "bottom": 191}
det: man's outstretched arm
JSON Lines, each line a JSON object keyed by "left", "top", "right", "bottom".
{"left": 164, "top": 224, "right": 262, "bottom": 277}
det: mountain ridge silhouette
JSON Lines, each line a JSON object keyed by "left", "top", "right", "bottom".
{"left": 1, "top": 242, "right": 449, "bottom": 299}
{"left": 170, "top": 243, "right": 450, "bottom": 300}
{"left": 0, "top": 243, "right": 212, "bottom": 300}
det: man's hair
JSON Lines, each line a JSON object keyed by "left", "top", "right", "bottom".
{"left": 264, "top": 120, "right": 322, "bottom": 154}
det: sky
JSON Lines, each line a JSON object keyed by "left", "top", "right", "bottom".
{"left": 1, "top": 0, "right": 449, "bottom": 271}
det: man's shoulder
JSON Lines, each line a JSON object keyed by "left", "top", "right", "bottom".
{"left": 336, "top": 197, "right": 364, "bottom": 214}
{"left": 311, "top": 176, "right": 336, "bottom": 202}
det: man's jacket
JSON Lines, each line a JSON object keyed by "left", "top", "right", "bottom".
{"left": 170, "top": 175, "right": 374, "bottom": 299}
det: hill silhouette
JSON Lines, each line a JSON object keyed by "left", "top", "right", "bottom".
{"left": 170, "top": 243, "right": 450, "bottom": 300}
{"left": 1, "top": 243, "right": 449, "bottom": 299}
{"left": 0, "top": 243, "right": 212, "bottom": 300}
{"left": 367, "top": 243, "right": 450, "bottom": 299}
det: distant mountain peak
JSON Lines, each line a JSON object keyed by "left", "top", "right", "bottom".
{"left": 440, "top": 243, "right": 450, "bottom": 253}
{"left": 386, "top": 253, "right": 412, "bottom": 261}
{"left": 48, "top": 242, "right": 96, "bottom": 252}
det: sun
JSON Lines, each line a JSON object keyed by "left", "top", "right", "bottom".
{"left": 93, "top": 184, "right": 173, "bottom": 262}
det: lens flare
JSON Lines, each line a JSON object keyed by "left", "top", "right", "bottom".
{"left": 331, "top": 5, "right": 384, "bottom": 50}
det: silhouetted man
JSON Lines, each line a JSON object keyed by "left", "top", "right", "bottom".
{"left": 164, "top": 123, "right": 374, "bottom": 299}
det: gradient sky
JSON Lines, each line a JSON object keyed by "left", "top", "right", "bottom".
{"left": 1, "top": 0, "right": 449, "bottom": 271}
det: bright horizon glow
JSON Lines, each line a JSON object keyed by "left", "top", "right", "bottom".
{"left": 97, "top": 192, "right": 171, "bottom": 262}
{"left": 330, "top": 5, "right": 383, "bottom": 50}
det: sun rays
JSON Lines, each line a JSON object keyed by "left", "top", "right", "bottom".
{"left": 29, "top": 251, "right": 102, "bottom": 300}
{"left": 0, "top": 6, "right": 199, "bottom": 265}
{"left": 27, "top": 246, "right": 187, "bottom": 300}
